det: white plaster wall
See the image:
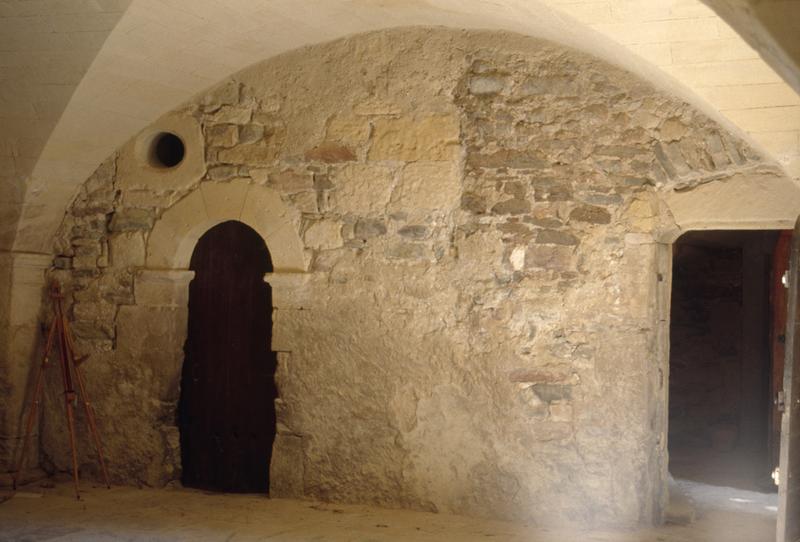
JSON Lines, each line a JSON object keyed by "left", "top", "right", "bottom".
{"left": 702, "top": 0, "right": 800, "bottom": 93}
{"left": 0, "top": 0, "right": 131, "bottom": 248}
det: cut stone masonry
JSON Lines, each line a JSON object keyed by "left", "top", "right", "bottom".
{"left": 35, "top": 28, "right": 794, "bottom": 528}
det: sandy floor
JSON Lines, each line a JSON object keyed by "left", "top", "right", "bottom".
{"left": 0, "top": 478, "right": 777, "bottom": 542}
{"left": 670, "top": 445, "right": 777, "bottom": 493}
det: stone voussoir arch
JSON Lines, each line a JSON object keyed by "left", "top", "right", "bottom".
{"left": 146, "top": 179, "right": 306, "bottom": 272}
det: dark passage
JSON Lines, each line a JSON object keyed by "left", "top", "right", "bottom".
{"left": 179, "top": 220, "right": 277, "bottom": 493}
{"left": 669, "top": 230, "right": 785, "bottom": 492}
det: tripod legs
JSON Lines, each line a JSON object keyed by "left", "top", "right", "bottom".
{"left": 61, "top": 357, "right": 81, "bottom": 499}
{"left": 60, "top": 380, "right": 81, "bottom": 500}
{"left": 54, "top": 307, "right": 81, "bottom": 500}
{"left": 61, "top": 302, "right": 111, "bottom": 490}
{"left": 71, "top": 359, "right": 111, "bottom": 488}
{"left": 12, "top": 281, "right": 111, "bottom": 500}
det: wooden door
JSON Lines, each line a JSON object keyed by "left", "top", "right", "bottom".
{"left": 178, "top": 221, "right": 276, "bottom": 493}
{"left": 779, "top": 217, "right": 800, "bottom": 542}
{"left": 771, "top": 231, "right": 791, "bottom": 470}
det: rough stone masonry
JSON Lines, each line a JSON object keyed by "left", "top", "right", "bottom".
{"left": 39, "top": 27, "right": 782, "bottom": 528}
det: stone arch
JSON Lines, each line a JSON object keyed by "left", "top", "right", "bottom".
{"left": 146, "top": 179, "right": 306, "bottom": 272}
{"left": 122, "top": 181, "right": 306, "bottom": 489}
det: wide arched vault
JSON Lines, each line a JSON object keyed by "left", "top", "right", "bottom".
{"left": 17, "top": 27, "right": 797, "bottom": 529}
{"left": 4, "top": 0, "right": 799, "bottom": 255}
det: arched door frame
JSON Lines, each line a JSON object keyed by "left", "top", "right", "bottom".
{"left": 146, "top": 179, "right": 306, "bottom": 272}
{"left": 137, "top": 178, "right": 309, "bottom": 349}
{"left": 132, "top": 179, "right": 310, "bottom": 494}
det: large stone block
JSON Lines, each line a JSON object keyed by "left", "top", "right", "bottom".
{"left": 270, "top": 433, "right": 304, "bottom": 498}
{"left": 569, "top": 205, "right": 611, "bottom": 225}
{"left": 109, "top": 232, "right": 146, "bottom": 268}
{"left": 206, "top": 124, "right": 238, "bottom": 148}
{"left": 455, "top": 228, "right": 506, "bottom": 280}
{"left": 304, "top": 219, "right": 343, "bottom": 250}
{"left": 269, "top": 169, "right": 314, "bottom": 192}
{"left": 623, "top": 198, "right": 655, "bottom": 233}
{"left": 109, "top": 208, "right": 155, "bottom": 233}
{"left": 134, "top": 270, "right": 194, "bottom": 308}
{"left": 330, "top": 164, "right": 395, "bottom": 216}
{"left": 115, "top": 305, "right": 188, "bottom": 384}
{"left": 388, "top": 162, "right": 461, "bottom": 215}
{"left": 368, "top": 115, "right": 460, "bottom": 162}
{"left": 304, "top": 142, "right": 356, "bottom": 163}
{"left": 355, "top": 218, "right": 388, "bottom": 239}
{"left": 325, "top": 116, "right": 371, "bottom": 149}
{"left": 208, "top": 105, "right": 252, "bottom": 124}
{"left": 525, "top": 244, "right": 574, "bottom": 271}
{"left": 206, "top": 165, "right": 238, "bottom": 181}
{"left": 619, "top": 242, "right": 657, "bottom": 321}
{"left": 385, "top": 242, "right": 427, "bottom": 260}
{"left": 217, "top": 143, "right": 279, "bottom": 165}
{"left": 467, "top": 149, "right": 547, "bottom": 170}
{"left": 535, "top": 229, "right": 579, "bottom": 246}
{"left": 491, "top": 198, "right": 531, "bottom": 215}
{"left": 469, "top": 75, "right": 505, "bottom": 95}
{"left": 263, "top": 272, "right": 324, "bottom": 310}
{"left": 271, "top": 308, "right": 313, "bottom": 352}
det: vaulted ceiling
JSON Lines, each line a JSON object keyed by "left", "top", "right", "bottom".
{"left": 1, "top": 0, "right": 798, "bottom": 253}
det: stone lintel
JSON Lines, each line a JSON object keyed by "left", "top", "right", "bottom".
{"left": 660, "top": 171, "right": 800, "bottom": 242}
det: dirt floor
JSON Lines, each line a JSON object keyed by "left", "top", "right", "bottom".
{"left": 0, "top": 477, "right": 777, "bottom": 541}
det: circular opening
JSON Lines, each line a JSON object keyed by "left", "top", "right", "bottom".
{"left": 150, "top": 132, "right": 185, "bottom": 168}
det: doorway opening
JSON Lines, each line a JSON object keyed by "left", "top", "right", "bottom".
{"left": 178, "top": 220, "right": 277, "bottom": 493}
{"left": 668, "top": 229, "right": 787, "bottom": 493}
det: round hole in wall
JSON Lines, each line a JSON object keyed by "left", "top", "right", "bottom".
{"left": 150, "top": 132, "right": 185, "bottom": 168}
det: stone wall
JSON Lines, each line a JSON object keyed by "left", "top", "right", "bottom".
{"left": 40, "top": 28, "right": 778, "bottom": 527}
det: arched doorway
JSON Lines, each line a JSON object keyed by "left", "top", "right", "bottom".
{"left": 178, "top": 220, "right": 277, "bottom": 493}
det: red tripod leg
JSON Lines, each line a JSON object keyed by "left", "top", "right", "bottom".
{"left": 54, "top": 301, "right": 81, "bottom": 500}
{"left": 62, "top": 389, "right": 81, "bottom": 500}
{"left": 61, "top": 288, "right": 111, "bottom": 489}
{"left": 71, "top": 360, "right": 111, "bottom": 488}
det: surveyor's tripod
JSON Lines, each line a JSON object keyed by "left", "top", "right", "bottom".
{"left": 12, "top": 280, "right": 110, "bottom": 499}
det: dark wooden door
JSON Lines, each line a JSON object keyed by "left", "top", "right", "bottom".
{"left": 179, "top": 220, "right": 276, "bottom": 493}
{"left": 779, "top": 217, "right": 800, "bottom": 542}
